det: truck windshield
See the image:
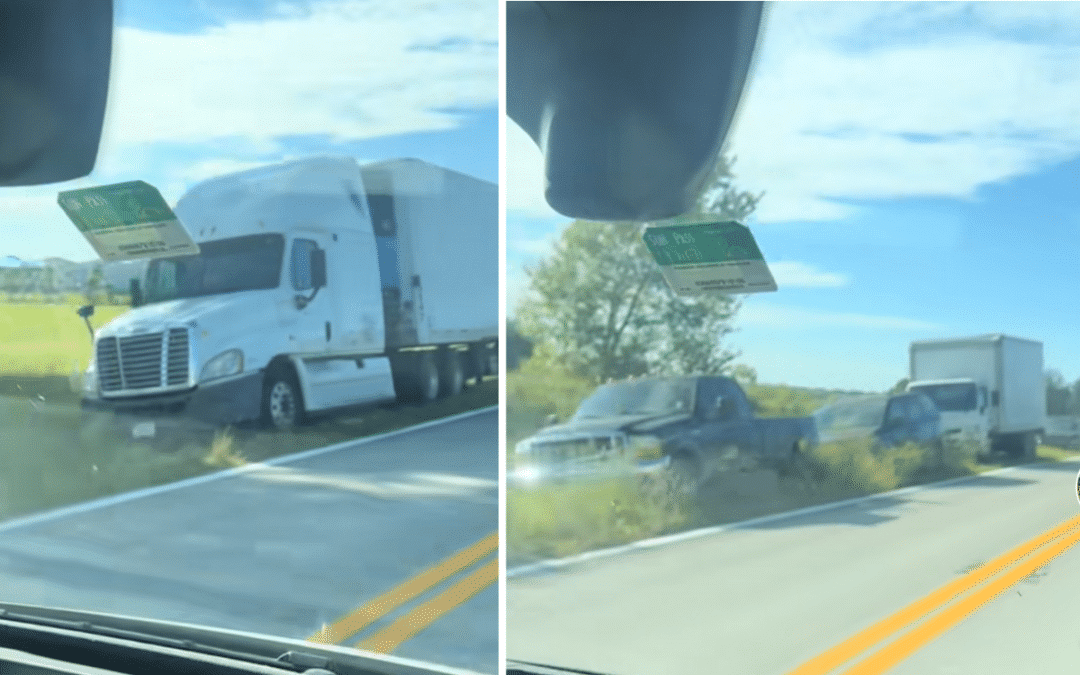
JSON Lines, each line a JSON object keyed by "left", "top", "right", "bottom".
{"left": 572, "top": 379, "right": 696, "bottom": 420}
{"left": 909, "top": 383, "right": 978, "bottom": 412}
{"left": 144, "top": 234, "right": 285, "bottom": 303}
{"left": 813, "top": 395, "right": 888, "bottom": 434}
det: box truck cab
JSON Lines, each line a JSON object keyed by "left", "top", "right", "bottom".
{"left": 904, "top": 377, "right": 989, "bottom": 454}
{"left": 906, "top": 334, "right": 1045, "bottom": 459}
{"left": 79, "top": 157, "right": 498, "bottom": 433}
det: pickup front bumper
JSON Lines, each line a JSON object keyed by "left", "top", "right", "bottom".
{"left": 508, "top": 455, "right": 672, "bottom": 488}
{"left": 80, "top": 371, "right": 265, "bottom": 441}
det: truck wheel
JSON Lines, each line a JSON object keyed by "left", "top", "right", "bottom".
{"left": 262, "top": 367, "right": 305, "bottom": 430}
{"left": 666, "top": 455, "right": 700, "bottom": 500}
{"left": 470, "top": 344, "right": 497, "bottom": 380}
{"left": 1022, "top": 432, "right": 1038, "bottom": 460}
{"left": 926, "top": 439, "right": 944, "bottom": 468}
{"left": 414, "top": 351, "right": 440, "bottom": 402}
{"left": 784, "top": 448, "right": 819, "bottom": 496}
{"left": 439, "top": 349, "right": 466, "bottom": 398}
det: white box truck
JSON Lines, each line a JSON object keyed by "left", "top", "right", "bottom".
{"left": 77, "top": 157, "right": 497, "bottom": 433}
{"left": 906, "top": 334, "right": 1045, "bottom": 459}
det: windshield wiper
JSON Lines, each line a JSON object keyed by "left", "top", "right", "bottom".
{"left": 506, "top": 659, "right": 614, "bottom": 675}
{"left": 0, "top": 601, "right": 478, "bottom": 675}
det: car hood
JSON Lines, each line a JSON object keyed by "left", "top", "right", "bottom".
{"left": 0, "top": 601, "right": 483, "bottom": 675}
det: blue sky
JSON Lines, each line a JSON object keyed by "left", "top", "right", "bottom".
{"left": 0, "top": 0, "right": 496, "bottom": 262}
{"left": 506, "top": 1, "right": 1080, "bottom": 393}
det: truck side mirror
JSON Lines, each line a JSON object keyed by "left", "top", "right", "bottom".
{"left": 129, "top": 278, "right": 143, "bottom": 307}
{"left": 311, "top": 248, "right": 327, "bottom": 288}
{"left": 76, "top": 304, "right": 94, "bottom": 341}
{"left": 543, "top": 413, "right": 558, "bottom": 427}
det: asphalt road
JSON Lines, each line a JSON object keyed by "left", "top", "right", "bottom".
{"left": 0, "top": 407, "right": 498, "bottom": 674}
{"left": 508, "top": 456, "right": 1080, "bottom": 675}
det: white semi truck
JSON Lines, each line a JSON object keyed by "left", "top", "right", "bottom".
{"left": 906, "top": 334, "right": 1045, "bottom": 459}
{"left": 78, "top": 156, "right": 497, "bottom": 433}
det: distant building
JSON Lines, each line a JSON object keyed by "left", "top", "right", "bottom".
{"left": 2, "top": 256, "right": 148, "bottom": 295}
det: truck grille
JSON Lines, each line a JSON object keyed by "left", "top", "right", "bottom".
{"left": 97, "top": 328, "right": 190, "bottom": 394}
{"left": 531, "top": 436, "right": 620, "bottom": 462}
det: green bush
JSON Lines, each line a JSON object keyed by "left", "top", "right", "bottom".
{"left": 506, "top": 354, "right": 595, "bottom": 447}
{"left": 804, "top": 437, "right": 968, "bottom": 499}
{"left": 507, "top": 472, "right": 689, "bottom": 563}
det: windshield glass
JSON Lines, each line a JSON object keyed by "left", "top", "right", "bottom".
{"left": 910, "top": 383, "right": 979, "bottom": 412}
{"left": 812, "top": 395, "right": 888, "bottom": 433}
{"left": 0, "top": 0, "right": 497, "bottom": 672}
{"left": 506, "top": 2, "right": 1080, "bottom": 674}
{"left": 572, "top": 379, "right": 695, "bottom": 419}
{"left": 144, "top": 234, "right": 284, "bottom": 303}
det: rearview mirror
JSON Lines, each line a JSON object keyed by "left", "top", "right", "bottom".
{"left": 2, "top": 2, "right": 112, "bottom": 186}
{"left": 506, "top": 1, "right": 764, "bottom": 220}
{"left": 311, "top": 248, "right": 327, "bottom": 288}
{"left": 129, "top": 278, "right": 143, "bottom": 307}
{"left": 76, "top": 304, "right": 94, "bottom": 341}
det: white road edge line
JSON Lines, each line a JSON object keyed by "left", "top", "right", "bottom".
{"left": 507, "top": 458, "right": 1080, "bottom": 579}
{"left": 0, "top": 405, "right": 497, "bottom": 534}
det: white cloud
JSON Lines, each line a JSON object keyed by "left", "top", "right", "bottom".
{"left": 738, "top": 303, "right": 943, "bottom": 332}
{"left": 99, "top": 0, "right": 496, "bottom": 150}
{"left": 510, "top": 234, "right": 558, "bottom": 259}
{"left": 0, "top": 0, "right": 495, "bottom": 262}
{"left": 505, "top": 3, "right": 1080, "bottom": 226}
{"left": 506, "top": 266, "right": 534, "bottom": 318}
{"left": 769, "top": 261, "right": 849, "bottom": 288}
{"left": 506, "top": 123, "right": 562, "bottom": 219}
{"left": 727, "top": 3, "right": 1080, "bottom": 224}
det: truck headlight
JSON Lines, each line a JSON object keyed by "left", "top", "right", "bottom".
{"left": 82, "top": 361, "right": 98, "bottom": 397}
{"left": 626, "top": 435, "right": 663, "bottom": 461}
{"left": 200, "top": 349, "right": 243, "bottom": 382}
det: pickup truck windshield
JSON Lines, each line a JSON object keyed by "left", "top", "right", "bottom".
{"left": 144, "top": 234, "right": 284, "bottom": 303}
{"left": 572, "top": 379, "right": 695, "bottom": 420}
{"left": 813, "top": 395, "right": 888, "bottom": 433}
{"left": 909, "top": 383, "right": 978, "bottom": 412}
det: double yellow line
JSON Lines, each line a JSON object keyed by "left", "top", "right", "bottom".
{"left": 789, "top": 513, "right": 1080, "bottom": 675}
{"left": 308, "top": 532, "right": 498, "bottom": 654}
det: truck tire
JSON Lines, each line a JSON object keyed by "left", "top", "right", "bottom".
{"left": 261, "top": 366, "right": 305, "bottom": 430}
{"left": 470, "top": 343, "right": 497, "bottom": 380}
{"left": 666, "top": 454, "right": 701, "bottom": 500}
{"left": 1022, "top": 432, "right": 1038, "bottom": 460}
{"left": 783, "top": 446, "right": 819, "bottom": 496}
{"left": 403, "top": 351, "right": 440, "bottom": 403}
{"left": 439, "top": 349, "right": 466, "bottom": 398}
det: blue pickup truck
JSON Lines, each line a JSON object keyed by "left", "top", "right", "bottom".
{"left": 511, "top": 375, "right": 816, "bottom": 491}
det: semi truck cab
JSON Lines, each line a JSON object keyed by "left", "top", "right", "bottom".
{"left": 77, "top": 157, "right": 497, "bottom": 438}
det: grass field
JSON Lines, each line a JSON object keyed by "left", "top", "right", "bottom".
{"left": 505, "top": 356, "right": 1080, "bottom": 566}
{"left": 505, "top": 440, "right": 1080, "bottom": 565}
{"left": 507, "top": 439, "right": 1080, "bottom": 566}
{"left": 0, "top": 301, "right": 498, "bottom": 521}
{"left": 0, "top": 300, "right": 127, "bottom": 377}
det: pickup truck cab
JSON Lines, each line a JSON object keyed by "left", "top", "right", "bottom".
{"left": 511, "top": 375, "right": 815, "bottom": 489}
{"left": 810, "top": 391, "right": 942, "bottom": 451}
